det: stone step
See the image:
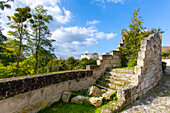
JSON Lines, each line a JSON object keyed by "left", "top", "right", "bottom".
{"left": 96, "top": 80, "right": 119, "bottom": 90}
{"left": 106, "top": 72, "right": 132, "bottom": 78}
{"left": 105, "top": 75, "right": 131, "bottom": 82}
{"left": 109, "top": 69, "right": 134, "bottom": 74}
{"left": 108, "top": 83, "right": 120, "bottom": 89}
{"left": 95, "top": 84, "right": 113, "bottom": 91}
{"left": 106, "top": 78, "right": 130, "bottom": 85}
{"left": 96, "top": 80, "right": 110, "bottom": 87}
{"left": 102, "top": 90, "right": 116, "bottom": 100}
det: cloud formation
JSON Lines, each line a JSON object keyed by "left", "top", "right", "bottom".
{"left": 51, "top": 26, "right": 117, "bottom": 58}
{"left": 0, "top": 0, "right": 117, "bottom": 58}
{"left": 87, "top": 20, "right": 100, "bottom": 25}
{"left": 91, "top": 0, "right": 124, "bottom": 7}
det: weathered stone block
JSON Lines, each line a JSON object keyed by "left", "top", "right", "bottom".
{"left": 102, "top": 90, "right": 116, "bottom": 100}
{"left": 117, "top": 86, "right": 131, "bottom": 101}
{"left": 88, "top": 86, "right": 104, "bottom": 97}
{"left": 62, "top": 92, "right": 73, "bottom": 103}
{"left": 89, "top": 97, "right": 103, "bottom": 107}
{"left": 71, "top": 95, "right": 90, "bottom": 104}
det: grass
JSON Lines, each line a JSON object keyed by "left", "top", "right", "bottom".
{"left": 38, "top": 100, "right": 96, "bottom": 113}
{"left": 38, "top": 100, "right": 116, "bottom": 113}
{"left": 38, "top": 92, "right": 118, "bottom": 113}
{"left": 112, "top": 66, "right": 135, "bottom": 70}
{"left": 72, "top": 89, "right": 89, "bottom": 97}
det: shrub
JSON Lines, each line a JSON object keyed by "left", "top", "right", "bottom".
{"left": 162, "top": 50, "right": 170, "bottom": 58}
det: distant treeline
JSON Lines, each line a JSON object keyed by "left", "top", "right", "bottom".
{"left": 0, "top": 57, "right": 96, "bottom": 79}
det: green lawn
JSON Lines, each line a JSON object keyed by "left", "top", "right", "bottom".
{"left": 38, "top": 100, "right": 99, "bottom": 113}
{"left": 112, "top": 66, "right": 135, "bottom": 70}
{"left": 38, "top": 94, "right": 117, "bottom": 113}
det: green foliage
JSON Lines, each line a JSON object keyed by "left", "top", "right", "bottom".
{"left": 0, "top": 0, "right": 14, "bottom": 10}
{"left": 66, "top": 57, "right": 79, "bottom": 70}
{"left": 162, "top": 50, "right": 170, "bottom": 58}
{"left": 112, "top": 66, "right": 135, "bottom": 70}
{"left": 7, "top": 6, "right": 32, "bottom": 74}
{"left": 72, "top": 89, "right": 89, "bottom": 97}
{"left": 38, "top": 100, "right": 96, "bottom": 113}
{"left": 0, "top": 5, "right": 97, "bottom": 79}
{"left": 29, "top": 5, "right": 54, "bottom": 74}
{"left": 119, "top": 8, "right": 163, "bottom": 67}
{"left": 0, "top": 63, "right": 16, "bottom": 78}
{"left": 0, "top": 0, "right": 14, "bottom": 52}
{"left": 38, "top": 92, "right": 118, "bottom": 113}
{"left": 74, "top": 58, "right": 97, "bottom": 69}
{"left": 46, "top": 57, "right": 97, "bottom": 73}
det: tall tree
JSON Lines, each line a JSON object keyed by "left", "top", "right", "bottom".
{"left": 0, "top": 0, "right": 14, "bottom": 50}
{"left": 119, "top": 8, "right": 163, "bottom": 66}
{"left": 29, "top": 5, "right": 55, "bottom": 74}
{"left": 0, "top": 0, "right": 14, "bottom": 10}
{"left": 7, "top": 6, "right": 32, "bottom": 74}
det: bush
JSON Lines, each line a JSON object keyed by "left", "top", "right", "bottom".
{"left": 162, "top": 50, "right": 170, "bottom": 58}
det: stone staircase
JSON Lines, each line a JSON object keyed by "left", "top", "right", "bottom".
{"left": 96, "top": 68, "right": 133, "bottom": 91}
{"left": 68, "top": 68, "right": 135, "bottom": 112}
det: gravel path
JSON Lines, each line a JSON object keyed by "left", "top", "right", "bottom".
{"left": 121, "top": 74, "right": 170, "bottom": 113}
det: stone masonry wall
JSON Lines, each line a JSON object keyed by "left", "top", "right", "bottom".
{"left": 86, "top": 50, "right": 121, "bottom": 79}
{"left": 117, "top": 34, "right": 163, "bottom": 105}
{"left": 0, "top": 50, "right": 122, "bottom": 113}
{"left": 0, "top": 71, "right": 95, "bottom": 113}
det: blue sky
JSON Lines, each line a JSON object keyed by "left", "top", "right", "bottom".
{"left": 1, "top": 0, "right": 170, "bottom": 59}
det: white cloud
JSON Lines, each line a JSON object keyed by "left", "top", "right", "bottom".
{"left": 50, "top": 26, "right": 117, "bottom": 58}
{"left": 96, "top": 32, "right": 117, "bottom": 39}
{"left": 87, "top": 20, "right": 100, "bottom": 25}
{"left": 0, "top": 0, "right": 118, "bottom": 59}
{"left": 107, "top": 0, "right": 124, "bottom": 3}
{"left": 0, "top": 0, "right": 71, "bottom": 35}
{"left": 91, "top": 0, "right": 124, "bottom": 7}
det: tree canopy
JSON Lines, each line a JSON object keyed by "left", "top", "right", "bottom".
{"left": 119, "top": 8, "right": 163, "bottom": 67}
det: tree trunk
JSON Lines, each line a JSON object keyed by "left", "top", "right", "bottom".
{"left": 15, "top": 23, "right": 23, "bottom": 75}
{"left": 35, "top": 25, "right": 41, "bottom": 74}
{"left": 35, "top": 28, "right": 38, "bottom": 74}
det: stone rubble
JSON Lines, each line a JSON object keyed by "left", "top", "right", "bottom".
{"left": 62, "top": 91, "right": 73, "bottom": 103}
{"left": 88, "top": 86, "right": 104, "bottom": 97}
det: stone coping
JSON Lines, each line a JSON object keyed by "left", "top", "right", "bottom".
{"left": 0, "top": 70, "right": 93, "bottom": 100}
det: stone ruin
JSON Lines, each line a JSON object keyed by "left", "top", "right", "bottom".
{"left": 0, "top": 33, "right": 162, "bottom": 113}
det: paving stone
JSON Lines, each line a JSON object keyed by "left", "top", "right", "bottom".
{"left": 121, "top": 75, "right": 170, "bottom": 113}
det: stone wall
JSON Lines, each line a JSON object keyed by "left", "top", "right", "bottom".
{"left": 0, "top": 50, "right": 122, "bottom": 113}
{"left": 81, "top": 53, "right": 98, "bottom": 60}
{"left": 117, "top": 34, "right": 163, "bottom": 105}
{"left": 86, "top": 50, "right": 121, "bottom": 79}
{"left": 0, "top": 71, "right": 95, "bottom": 113}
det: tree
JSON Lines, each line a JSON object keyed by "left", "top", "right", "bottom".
{"left": 29, "top": 5, "right": 54, "bottom": 74}
{"left": 119, "top": 8, "right": 163, "bottom": 67}
{"left": 162, "top": 50, "right": 170, "bottom": 58}
{"left": 0, "top": 0, "right": 14, "bottom": 51}
{"left": 0, "top": 39, "right": 18, "bottom": 66}
{"left": 0, "top": 0, "right": 14, "bottom": 10}
{"left": 7, "top": 6, "right": 32, "bottom": 74}
{"left": 66, "top": 57, "right": 78, "bottom": 70}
